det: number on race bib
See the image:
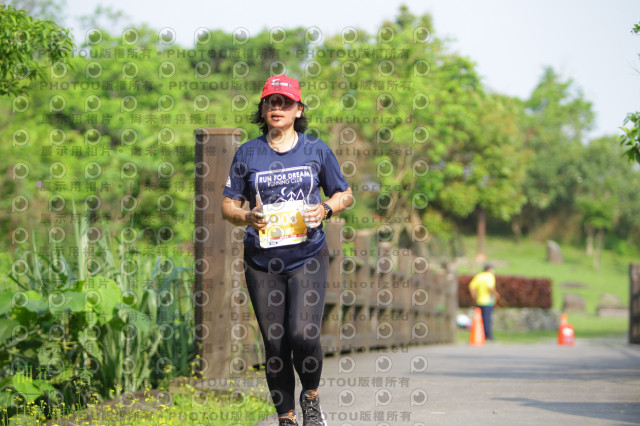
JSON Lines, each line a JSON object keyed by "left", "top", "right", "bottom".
{"left": 259, "top": 200, "right": 308, "bottom": 248}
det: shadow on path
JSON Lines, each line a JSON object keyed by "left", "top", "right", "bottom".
{"left": 495, "top": 397, "right": 640, "bottom": 425}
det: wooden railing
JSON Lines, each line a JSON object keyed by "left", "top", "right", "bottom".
{"left": 193, "top": 128, "right": 457, "bottom": 378}
{"left": 630, "top": 263, "right": 640, "bottom": 344}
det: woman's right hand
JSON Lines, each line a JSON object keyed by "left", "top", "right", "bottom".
{"left": 247, "top": 195, "right": 268, "bottom": 230}
{"left": 247, "top": 206, "right": 268, "bottom": 230}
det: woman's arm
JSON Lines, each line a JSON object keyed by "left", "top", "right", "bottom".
{"left": 221, "top": 196, "right": 268, "bottom": 230}
{"left": 323, "top": 187, "right": 353, "bottom": 217}
{"left": 301, "top": 187, "right": 354, "bottom": 228}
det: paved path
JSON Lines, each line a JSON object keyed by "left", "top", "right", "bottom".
{"left": 255, "top": 338, "right": 640, "bottom": 425}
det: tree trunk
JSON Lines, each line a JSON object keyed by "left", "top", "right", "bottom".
{"left": 406, "top": 208, "right": 428, "bottom": 258}
{"left": 476, "top": 207, "right": 486, "bottom": 261}
{"left": 585, "top": 225, "right": 594, "bottom": 256}
{"left": 511, "top": 216, "right": 522, "bottom": 244}
{"left": 593, "top": 228, "right": 604, "bottom": 271}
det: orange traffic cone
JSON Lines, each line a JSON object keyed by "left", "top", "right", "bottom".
{"left": 557, "top": 313, "right": 575, "bottom": 346}
{"left": 469, "top": 307, "right": 486, "bottom": 346}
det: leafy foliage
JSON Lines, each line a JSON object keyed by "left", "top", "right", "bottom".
{"left": 1, "top": 6, "right": 638, "bottom": 255}
{"left": 520, "top": 68, "right": 594, "bottom": 213}
{"left": 618, "top": 22, "right": 640, "bottom": 164}
{"left": 0, "top": 205, "right": 194, "bottom": 420}
{"left": 0, "top": 4, "right": 75, "bottom": 96}
{"left": 619, "top": 112, "right": 640, "bottom": 163}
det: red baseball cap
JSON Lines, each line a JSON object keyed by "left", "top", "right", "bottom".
{"left": 261, "top": 74, "right": 301, "bottom": 102}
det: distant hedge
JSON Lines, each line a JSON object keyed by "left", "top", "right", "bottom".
{"left": 458, "top": 275, "right": 552, "bottom": 309}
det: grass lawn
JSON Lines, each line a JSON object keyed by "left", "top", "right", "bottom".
{"left": 457, "top": 235, "right": 635, "bottom": 312}
{"left": 455, "top": 235, "right": 636, "bottom": 342}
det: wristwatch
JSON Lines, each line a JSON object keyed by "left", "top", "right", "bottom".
{"left": 321, "top": 203, "right": 333, "bottom": 220}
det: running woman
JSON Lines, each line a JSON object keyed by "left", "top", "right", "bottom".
{"left": 222, "top": 74, "right": 353, "bottom": 426}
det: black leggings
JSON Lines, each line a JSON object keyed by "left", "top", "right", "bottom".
{"left": 244, "top": 244, "right": 328, "bottom": 415}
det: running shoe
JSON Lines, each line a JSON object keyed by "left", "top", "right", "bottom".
{"left": 299, "top": 390, "right": 327, "bottom": 426}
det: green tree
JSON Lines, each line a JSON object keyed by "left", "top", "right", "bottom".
{"left": 0, "top": 4, "right": 75, "bottom": 96}
{"left": 619, "top": 22, "right": 640, "bottom": 164}
{"left": 8, "top": 26, "right": 201, "bottom": 239}
{"left": 297, "top": 8, "right": 450, "bottom": 251}
{"left": 620, "top": 112, "right": 640, "bottom": 163}
{"left": 468, "top": 95, "right": 527, "bottom": 259}
{"left": 516, "top": 67, "right": 594, "bottom": 238}
{"left": 576, "top": 136, "right": 640, "bottom": 268}
{"left": 4, "top": 0, "right": 67, "bottom": 21}
{"left": 302, "top": 6, "right": 530, "bottom": 259}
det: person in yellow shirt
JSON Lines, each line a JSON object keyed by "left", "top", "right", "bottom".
{"left": 469, "top": 264, "right": 500, "bottom": 340}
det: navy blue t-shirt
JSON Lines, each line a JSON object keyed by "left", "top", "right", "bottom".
{"left": 223, "top": 132, "right": 350, "bottom": 274}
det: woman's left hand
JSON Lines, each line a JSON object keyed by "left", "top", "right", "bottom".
{"left": 303, "top": 204, "right": 325, "bottom": 228}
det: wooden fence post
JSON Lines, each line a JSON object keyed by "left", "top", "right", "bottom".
{"left": 323, "top": 219, "right": 344, "bottom": 355}
{"left": 444, "top": 263, "right": 458, "bottom": 343}
{"left": 630, "top": 263, "right": 640, "bottom": 344}
{"left": 193, "top": 128, "right": 242, "bottom": 379}
{"left": 374, "top": 241, "right": 393, "bottom": 349}
{"left": 413, "top": 257, "right": 434, "bottom": 344}
{"left": 395, "top": 249, "right": 413, "bottom": 346}
{"left": 352, "top": 229, "right": 373, "bottom": 352}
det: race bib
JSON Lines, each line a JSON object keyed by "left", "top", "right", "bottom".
{"left": 259, "top": 200, "right": 308, "bottom": 248}
{"left": 255, "top": 166, "right": 315, "bottom": 249}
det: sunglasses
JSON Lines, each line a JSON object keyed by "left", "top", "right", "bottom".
{"left": 263, "top": 95, "right": 297, "bottom": 109}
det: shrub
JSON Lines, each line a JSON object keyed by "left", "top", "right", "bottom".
{"left": 458, "top": 275, "right": 552, "bottom": 309}
{"left": 0, "top": 200, "right": 195, "bottom": 422}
